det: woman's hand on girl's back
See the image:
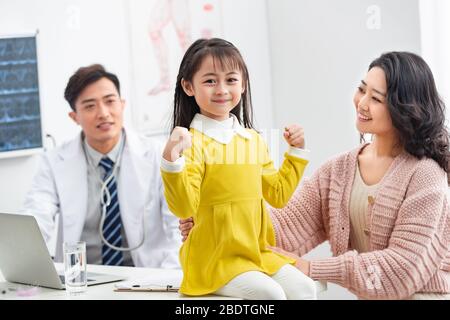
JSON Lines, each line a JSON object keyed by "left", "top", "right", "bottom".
{"left": 179, "top": 217, "right": 194, "bottom": 242}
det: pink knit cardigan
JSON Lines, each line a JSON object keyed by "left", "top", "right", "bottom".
{"left": 271, "top": 144, "right": 450, "bottom": 299}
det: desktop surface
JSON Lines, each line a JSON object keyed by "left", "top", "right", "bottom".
{"left": 0, "top": 263, "right": 237, "bottom": 300}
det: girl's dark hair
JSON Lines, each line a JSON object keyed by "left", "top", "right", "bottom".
{"left": 172, "top": 38, "right": 255, "bottom": 130}
{"left": 368, "top": 51, "right": 450, "bottom": 173}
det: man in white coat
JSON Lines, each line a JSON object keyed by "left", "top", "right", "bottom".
{"left": 22, "top": 64, "right": 181, "bottom": 268}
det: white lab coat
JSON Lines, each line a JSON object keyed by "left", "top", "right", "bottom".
{"left": 22, "top": 129, "right": 181, "bottom": 268}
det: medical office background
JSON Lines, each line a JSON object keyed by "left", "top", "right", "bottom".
{"left": 0, "top": 0, "right": 449, "bottom": 300}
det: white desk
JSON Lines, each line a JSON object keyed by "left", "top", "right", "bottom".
{"left": 1, "top": 264, "right": 326, "bottom": 300}
{"left": 0, "top": 263, "right": 235, "bottom": 300}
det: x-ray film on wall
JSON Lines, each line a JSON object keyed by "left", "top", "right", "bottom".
{"left": 0, "top": 33, "right": 44, "bottom": 159}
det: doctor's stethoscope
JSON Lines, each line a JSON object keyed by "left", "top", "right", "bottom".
{"left": 82, "top": 133, "right": 145, "bottom": 252}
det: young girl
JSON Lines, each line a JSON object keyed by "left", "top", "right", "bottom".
{"left": 160, "top": 38, "right": 317, "bottom": 300}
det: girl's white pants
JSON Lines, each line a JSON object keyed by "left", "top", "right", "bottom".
{"left": 214, "top": 264, "right": 319, "bottom": 300}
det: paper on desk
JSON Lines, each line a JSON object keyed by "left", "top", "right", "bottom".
{"left": 114, "top": 269, "right": 183, "bottom": 290}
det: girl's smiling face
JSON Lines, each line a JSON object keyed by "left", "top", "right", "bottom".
{"left": 182, "top": 55, "right": 245, "bottom": 121}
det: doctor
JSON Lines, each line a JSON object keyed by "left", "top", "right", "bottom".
{"left": 22, "top": 64, "right": 181, "bottom": 268}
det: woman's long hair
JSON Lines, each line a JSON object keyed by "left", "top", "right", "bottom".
{"left": 369, "top": 52, "right": 450, "bottom": 174}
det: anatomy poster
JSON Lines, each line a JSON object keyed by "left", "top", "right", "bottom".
{"left": 128, "top": 0, "right": 223, "bottom": 134}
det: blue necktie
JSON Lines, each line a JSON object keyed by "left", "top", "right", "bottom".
{"left": 99, "top": 157, "right": 124, "bottom": 266}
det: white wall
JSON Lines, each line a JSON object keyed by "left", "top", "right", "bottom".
{"left": 267, "top": 0, "right": 421, "bottom": 299}
{"left": 419, "top": 0, "right": 450, "bottom": 120}
{"left": 0, "top": 0, "right": 273, "bottom": 212}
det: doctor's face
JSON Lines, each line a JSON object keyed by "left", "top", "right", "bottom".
{"left": 69, "top": 77, "right": 125, "bottom": 153}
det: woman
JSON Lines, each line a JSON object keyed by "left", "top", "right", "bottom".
{"left": 181, "top": 52, "right": 450, "bottom": 299}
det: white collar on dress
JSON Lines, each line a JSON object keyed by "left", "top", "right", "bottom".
{"left": 189, "top": 113, "right": 252, "bottom": 144}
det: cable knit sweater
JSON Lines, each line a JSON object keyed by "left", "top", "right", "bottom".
{"left": 271, "top": 144, "right": 450, "bottom": 299}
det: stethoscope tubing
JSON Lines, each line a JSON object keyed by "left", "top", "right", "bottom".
{"left": 82, "top": 133, "right": 145, "bottom": 252}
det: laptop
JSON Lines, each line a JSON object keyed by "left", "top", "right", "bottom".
{"left": 0, "top": 212, "right": 124, "bottom": 290}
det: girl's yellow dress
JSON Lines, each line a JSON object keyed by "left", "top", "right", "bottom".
{"left": 161, "top": 115, "right": 308, "bottom": 296}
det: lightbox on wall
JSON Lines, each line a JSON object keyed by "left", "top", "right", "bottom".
{"left": 0, "top": 32, "right": 44, "bottom": 159}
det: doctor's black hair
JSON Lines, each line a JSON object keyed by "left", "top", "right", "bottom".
{"left": 64, "top": 64, "right": 121, "bottom": 111}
